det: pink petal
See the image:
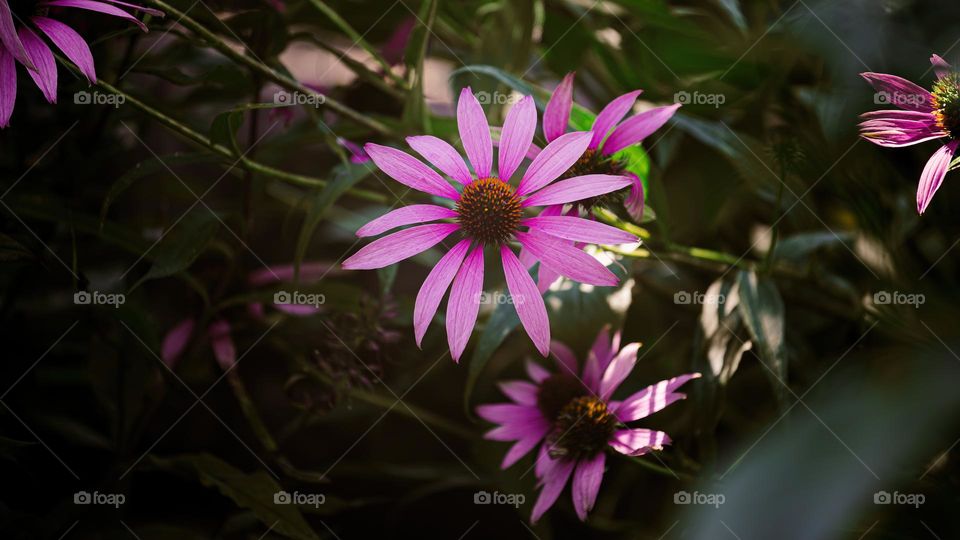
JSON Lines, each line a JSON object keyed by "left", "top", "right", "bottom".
{"left": 534, "top": 442, "right": 552, "bottom": 479}
{"left": 591, "top": 89, "right": 643, "bottom": 150}
{"left": 583, "top": 326, "right": 620, "bottom": 392}
{"left": 917, "top": 141, "right": 959, "bottom": 214}
{"left": 501, "top": 245, "right": 550, "bottom": 357}
{"left": 356, "top": 204, "right": 457, "bottom": 237}
{"left": 543, "top": 72, "right": 575, "bottom": 143}
{"left": 516, "top": 231, "right": 618, "bottom": 286}
{"left": 523, "top": 215, "right": 636, "bottom": 244}
{"left": 364, "top": 143, "right": 460, "bottom": 199}
{"left": 531, "top": 456, "right": 576, "bottom": 523}
{"left": 502, "top": 430, "right": 549, "bottom": 469}
{"left": 609, "top": 428, "right": 671, "bottom": 456}
{"left": 0, "top": 47, "right": 15, "bottom": 128}
{"left": 413, "top": 239, "right": 471, "bottom": 347}
{"left": 17, "top": 27, "right": 57, "bottom": 103}
{"left": 485, "top": 416, "right": 550, "bottom": 441}
{"left": 497, "top": 95, "right": 536, "bottom": 181}
{"left": 32, "top": 17, "right": 95, "bottom": 84}
{"left": 161, "top": 318, "right": 195, "bottom": 367}
{"left": 858, "top": 111, "right": 945, "bottom": 147}
{"left": 526, "top": 360, "right": 550, "bottom": 383}
{"left": 476, "top": 403, "right": 542, "bottom": 423}
{"left": 97, "top": 0, "right": 165, "bottom": 17}
{"left": 602, "top": 104, "right": 680, "bottom": 155}
{"left": 342, "top": 223, "right": 459, "bottom": 270}
{"left": 516, "top": 131, "right": 592, "bottom": 197}
{"left": 571, "top": 453, "right": 605, "bottom": 521}
{"left": 0, "top": 0, "right": 31, "bottom": 69}
{"left": 550, "top": 341, "right": 578, "bottom": 375}
{"left": 498, "top": 380, "right": 538, "bottom": 405}
{"left": 521, "top": 174, "right": 633, "bottom": 208}
{"left": 457, "top": 87, "right": 492, "bottom": 178}
{"left": 537, "top": 260, "right": 562, "bottom": 294}
{"left": 407, "top": 135, "right": 472, "bottom": 184}
{"left": 860, "top": 72, "right": 933, "bottom": 112}
{"left": 598, "top": 342, "right": 641, "bottom": 400}
{"left": 43, "top": 0, "right": 149, "bottom": 32}
{"left": 624, "top": 173, "right": 644, "bottom": 222}
{"left": 931, "top": 54, "right": 952, "bottom": 79}
{"left": 446, "top": 245, "right": 484, "bottom": 362}
{"left": 207, "top": 319, "right": 237, "bottom": 371}
{"left": 336, "top": 137, "right": 370, "bottom": 163}
{"left": 615, "top": 373, "right": 701, "bottom": 422}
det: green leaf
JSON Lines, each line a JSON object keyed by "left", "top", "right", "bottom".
{"left": 401, "top": 0, "right": 436, "bottom": 131}
{"left": 131, "top": 210, "right": 220, "bottom": 291}
{"left": 773, "top": 231, "right": 855, "bottom": 261}
{"left": 150, "top": 453, "right": 319, "bottom": 540}
{"left": 736, "top": 270, "right": 789, "bottom": 410}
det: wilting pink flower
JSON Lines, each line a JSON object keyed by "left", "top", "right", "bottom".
{"left": 342, "top": 88, "right": 637, "bottom": 362}
{"left": 0, "top": 0, "right": 162, "bottom": 127}
{"left": 477, "top": 327, "right": 699, "bottom": 522}
{"left": 859, "top": 55, "right": 960, "bottom": 214}
{"left": 542, "top": 72, "right": 681, "bottom": 222}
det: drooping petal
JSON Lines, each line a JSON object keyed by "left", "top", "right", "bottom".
{"left": 931, "top": 54, "right": 952, "bottom": 79}
{"left": 498, "top": 380, "right": 539, "bottom": 405}
{"left": 602, "top": 104, "right": 680, "bottom": 155}
{"left": 407, "top": 135, "right": 472, "bottom": 184}
{"left": 0, "top": 46, "right": 15, "bottom": 128}
{"left": 364, "top": 143, "right": 460, "bottom": 199}
{"left": 32, "top": 17, "right": 95, "bottom": 84}
{"left": 17, "top": 27, "right": 57, "bottom": 103}
{"left": 624, "top": 172, "right": 644, "bottom": 222}
{"left": 859, "top": 111, "right": 946, "bottom": 147}
{"left": 498, "top": 95, "right": 536, "bottom": 181}
{"left": 0, "top": 0, "right": 32, "bottom": 69}
{"left": 917, "top": 141, "right": 959, "bottom": 215}
{"left": 446, "top": 245, "right": 484, "bottom": 362}
{"left": 609, "top": 428, "right": 671, "bottom": 456}
{"left": 598, "top": 342, "right": 641, "bottom": 400}
{"left": 501, "top": 245, "right": 550, "bottom": 356}
{"left": 413, "top": 239, "right": 471, "bottom": 347}
{"left": 96, "top": 0, "right": 165, "bottom": 16}
{"left": 516, "top": 131, "right": 591, "bottom": 197}
{"left": 531, "top": 456, "right": 576, "bottom": 523}
{"left": 521, "top": 174, "right": 633, "bottom": 208}
{"left": 342, "top": 223, "right": 459, "bottom": 270}
{"left": 516, "top": 231, "right": 618, "bottom": 287}
{"left": 534, "top": 442, "right": 552, "bottom": 479}
{"left": 526, "top": 360, "right": 550, "bottom": 383}
{"left": 356, "top": 204, "right": 457, "bottom": 237}
{"left": 42, "top": 0, "right": 149, "bottom": 31}
{"left": 543, "top": 72, "right": 575, "bottom": 143}
{"left": 484, "top": 415, "right": 550, "bottom": 441}
{"left": 549, "top": 341, "right": 578, "bottom": 375}
{"left": 522, "top": 215, "right": 637, "bottom": 244}
{"left": 476, "top": 403, "right": 543, "bottom": 423}
{"left": 161, "top": 318, "right": 195, "bottom": 367}
{"left": 591, "top": 89, "right": 643, "bottom": 150}
{"left": 457, "top": 87, "right": 492, "bottom": 178}
{"left": 571, "top": 453, "right": 605, "bottom": 521}
{"left": 860, "top": 72, "right": 934, "bottom": 112}
{"left": 614, "top": 373, "right": 701, "bottom": 422}
{"left": 207, "top": 319, "right": 237, "bottom": 371}
{"left": 502, "top": 429, "right": 550, "bottom": 469}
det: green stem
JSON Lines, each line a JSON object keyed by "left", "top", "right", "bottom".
{"left": 627, "top": 455, "right": 695, "bottom": 481}
{"left": 763, "top": 161, "right": 787, "bottom": 273}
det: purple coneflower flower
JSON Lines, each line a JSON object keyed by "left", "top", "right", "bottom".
{"left": 0, "top": 0, "right": 161, "bottom": 127}
{"left": 342, "top": 88, "right": 637, "bottom": 362}
{"left": 859, "top": 55, "right": 960, "bottom": 214}
{"left": 477, "top": 327, "right": 699, "bottom": 522}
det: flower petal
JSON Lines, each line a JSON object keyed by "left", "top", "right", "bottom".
{"left": 517, "top": 131, "right": 592, "bottom": 197}
{"left": 609, "top": 428, "right": 671, "bottom": 456}
{"left": 859, "top": 111, "right": 945, "bottom": 147}
{"left": 43, "top": 0, "right": 148, "bottom": 32}
{"left": 501, "top": 245, "right": 550, "bottom": 357}
{"left": 543, "top": 72, "right": 575, "bottom": 143}
{"left": 550, "top": 341, "right": 578, "bottom": 375}
{"left": 591, "top": 89, "right": 643, "bottom": 150}
{"left": 161, "top": 318, "right": 195, "bottom": 367}
{"left": 521, "top": 174, "right": 632, "bottom": 208}
{"left": 342, "top": 223, "right": 459, "bottom": 270}
{"left": 517, "top": 231, "right": 618, "bottom": 287}
{"left": 207, "top": 319, "right": 237, "bottom": 371}
{"left": 498, "top": 95, "right": 536, "bottom": 181}
{"left": 0, "top": 46, "right": 15, "bottom": 128}
{"left": 413, "top": 238, "right": 471, "bottom": 347}
{"left": 356, "top": 204, "right": 457, "bottom": 237}
{"left": 457, "top": 87, "right": 492, "bottom": 178}
{"left": 476, "top": 403, "right": 542, "bottom": 423}
{"left": 364, "top": 143, "right": 460, "bottom": 199}
{"left": 602, "top": 104, "right": 680, "bottom": 155}
{"left": 0, "top": 0, "right": 31, "bottom": 69}
{"left": 502, "top": 430, "right": 549, "bottom": 469}
{"left": 526, "top": 360, "right": 550, "bottom": 383}
{"left": 523, "top": 215, "right": 637, "bottom": 244}
{"left": 931, "top": 54, "right": 952, "bottom": 79}
{"left": 531, "top": 456, "right": 575, "bottom": 523}
{"left": 599, "top": 342, "right": 641, "bottom": 400}
{"left": 571, "top": 452, "right": 605, "bottom": 521}
{"left": 407, "top": 135, "right": 472, "bottom": 184}
{"left": 498, "top": 380, "right": 538, "bottom": 405}
{"left": 614, "top": 373, "right": 701, "bottom": 422}
{"left": 860, "top": 72, "right": 933, "bottom": 112}
{"left": 446, "top": 245, "right": 484, "bottom": 362}
{"left": 32, "top": 16, "right": 95, "bottom": 84}
{"left": 624, "top": 172, "right": 644, "bottom": 222}
{"left": 917, "top": 141, "right": 959, "bottom": 215}
{"left": 18, "top": 27, "right": 57, "bottom": 103}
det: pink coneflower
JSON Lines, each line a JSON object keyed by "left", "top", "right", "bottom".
{"left": 342, "top": 88, "right": 637, "bottom": 361}
{"left": 477, "top": 327, "right": 699, "bottom": 522}
{"left": 0, "top": 0, "right": 161, "bottom": 127}
{"left": 859, "top": 55, "right": 960, "bottom": 214}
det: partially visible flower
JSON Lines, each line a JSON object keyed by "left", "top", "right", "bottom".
{"left": 336, "top": 137, "right": 371, "bottom": 164}
{"left": 0, "top": 0, "right": 162, "bottom": 127}
{"left": 859, "top": 55, "right": 960, "bottom": 214}
{"left": 477, "top": 327, "right": 699, "bottom": 523}
{"left": 342, "top": 88, "right": 636, "bottom": 361}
